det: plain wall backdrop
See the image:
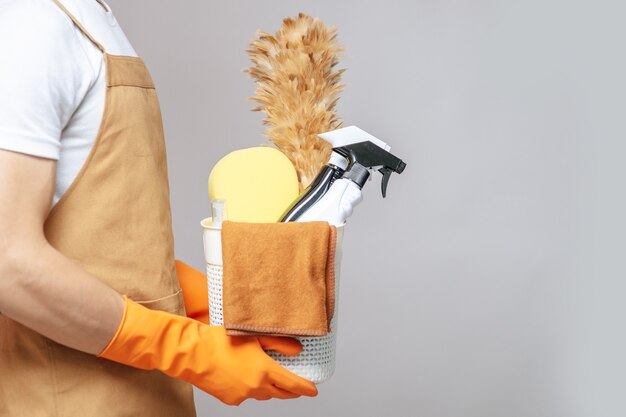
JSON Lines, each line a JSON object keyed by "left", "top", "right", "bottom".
{"left": 107, "top": 1, "right": 626, "bottom": 416}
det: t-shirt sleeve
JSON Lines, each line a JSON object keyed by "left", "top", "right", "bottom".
{"left": 0, "top": 1, "right": 93, "bottom": 160}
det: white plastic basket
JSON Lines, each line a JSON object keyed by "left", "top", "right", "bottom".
{"left": 201, "top": 217, "right": 345, "bottom": 384}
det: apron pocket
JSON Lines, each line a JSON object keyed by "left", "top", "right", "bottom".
{"left": 135, "top": 289, "right": 185, "bottom": 315}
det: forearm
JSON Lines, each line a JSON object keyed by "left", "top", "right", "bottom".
{"left": 0, "top": 238, "right": 124, "bottom": 355}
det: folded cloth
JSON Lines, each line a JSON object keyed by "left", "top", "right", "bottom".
{"left": 221, "top": 220, "right": 337, "bottom": 337}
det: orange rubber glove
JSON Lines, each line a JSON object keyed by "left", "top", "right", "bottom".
{"left": 98, "top": 296, "right": 318, "bottom": 405}
{"left": 175, "top": 260, "right": 210, "bottom": 324}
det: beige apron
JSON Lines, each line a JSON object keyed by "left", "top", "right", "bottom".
{"left": 0, "top": 2, "right": 196, "bottom": 416}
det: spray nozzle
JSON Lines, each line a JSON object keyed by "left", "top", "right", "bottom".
{"left": 336, "top": 142, "right": 405, "bottom": 197}
{"left": 379, "top": 164, "right": 405, "bottom": 197}
{"left": 318, "top": 126, "right": 406, "bottom": 198}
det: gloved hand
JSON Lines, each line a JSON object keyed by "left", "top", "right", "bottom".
{"left": 98, "top": 296, "right": 318, "bottom": 405}
{"left": 175, "top": 260, "right": 210, "bottom": 324}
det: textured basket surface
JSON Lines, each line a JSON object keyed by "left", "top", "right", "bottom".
{"left": 206, "top": 230, "right": 342, "bottom": 384}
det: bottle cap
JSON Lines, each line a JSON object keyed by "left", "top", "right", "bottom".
{"left": 211, "top": 199, "right": 226, "bottom": 227}
{"left": 329, "top": 151, "right": 349, "bottom": 170}
{"left": 343, "top": 163, "right": 370, "bottom": 189}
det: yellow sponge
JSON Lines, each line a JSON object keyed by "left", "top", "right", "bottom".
{"left": 208, "top": 147, "right": 299, "bottom": 222}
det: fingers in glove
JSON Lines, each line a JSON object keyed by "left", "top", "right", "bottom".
{"left": 268, "top": 384, "right": 301, "bottom": 400}
{"left": 175, "top": 260, "right": 210, "bottom": 324}
{"left": 220, "top": 395, "right": 245, "bottom": 406}
{"left": 252, "top": 392, "right": 273, "bottom": 401}
{"left": 252, "top": 385, "right": 301, "bottom": 401}
{"left": 269, "top": 364, "right": 318, "bottom": 397}
{"left": 258, "top": 336, "right": 302, "bottom": 356}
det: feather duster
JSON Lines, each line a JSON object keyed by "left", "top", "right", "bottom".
{"left": 245, "top": 13, "right": 346, "bottom": 190}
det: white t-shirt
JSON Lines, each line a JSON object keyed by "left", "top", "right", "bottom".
{"left": 0, "top": 0, "right": 137, "bottom": 207}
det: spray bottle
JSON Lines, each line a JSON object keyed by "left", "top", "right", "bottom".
{"left": 210, "top": 199, "right": 227, "bottom": 227}
{"left": 279, "top": 148, "right": 349, "bottom": 222}
{"left": 279, "top": 126, "right": 406, "bottom": 226}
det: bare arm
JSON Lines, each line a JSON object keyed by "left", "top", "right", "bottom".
{"left": 0, "top": 149, "right": 124, "bottom": 354}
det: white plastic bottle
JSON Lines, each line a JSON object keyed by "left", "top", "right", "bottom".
{"left": 210, "top": 199, "right": 227, "bottom": 227}
{"left": 296, "top": 163, "right": 369, "bottom": 226}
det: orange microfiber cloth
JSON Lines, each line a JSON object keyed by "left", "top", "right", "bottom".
{"left": 221, "top": 220, "right": 337, "bottom": 337}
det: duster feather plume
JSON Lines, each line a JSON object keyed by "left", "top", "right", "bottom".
{"left": 245, "top": 13, "right": 346, "bottom": 190}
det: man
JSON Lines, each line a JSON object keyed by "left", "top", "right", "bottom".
{"left": 0, "top": 0, "right": 317, "bottom": 415}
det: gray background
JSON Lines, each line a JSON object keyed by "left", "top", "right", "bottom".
{"left": 108, "top": 1, "right": 626, "bottom": 416}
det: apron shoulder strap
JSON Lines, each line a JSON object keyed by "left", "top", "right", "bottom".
{"left": 52, "top": 0, "right": 106, "bottom": 53}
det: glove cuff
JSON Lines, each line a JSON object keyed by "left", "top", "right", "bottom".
{"left": 97, "top": 294, "right": 130, "bottom": 358}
